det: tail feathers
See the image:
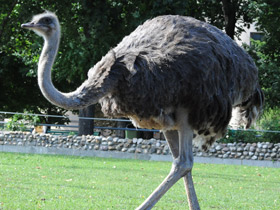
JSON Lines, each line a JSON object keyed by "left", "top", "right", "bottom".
{"left": 229, "top": 88, "right": 264, "bottom": 129}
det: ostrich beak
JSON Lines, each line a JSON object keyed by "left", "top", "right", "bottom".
{"left": 21, "top": 22, "right": 36, "bottom": 29}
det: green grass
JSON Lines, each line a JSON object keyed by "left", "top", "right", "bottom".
{"left": 0, "top": 152, "right": 279, "bottom": 210}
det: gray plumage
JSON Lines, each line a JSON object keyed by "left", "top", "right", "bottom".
{"left": 100, "top": 15, "right": 263, "bottom": 150}
{"left": 22, "top": 12, "right": 264, "bottom": 210}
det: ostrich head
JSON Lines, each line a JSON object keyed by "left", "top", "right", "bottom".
{"left": 21, "top": 11, "right": 60, "bottom": 38}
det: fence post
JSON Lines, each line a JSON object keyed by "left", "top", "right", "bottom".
{"left": 78, "top": 105, "right": 95, "bottom": 136}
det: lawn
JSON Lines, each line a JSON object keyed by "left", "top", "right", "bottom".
{"left": 0, "top": 152, "right": 279, "bottom": 210}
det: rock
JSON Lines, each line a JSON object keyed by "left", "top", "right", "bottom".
{"left": 95, "top": 138, "right": 101, "bottom": 144}
{"left": 141, "top": 145, "right": 148, "bottom": 149}
{"left": 155, "top": 142, "right": 161, "bottom": 148}
{"left": 117, "top": 138, "right": 124, "bottom": 143}
{"left": 121, "top": 148, "right": 128, "bottom": 152}
{"left": 137, "top": 138, "right": 143, "bottom": 145}
{"left": 113, "top": 137, "right": 119, "bottom": 143}
{"left": 94, "top": 145, "right": 100, "bottom": 150}
{"left": 236, "top": 152, "right": 242, "bottom": 158}
{"left": 222, "top": 147, "right": 230, "bottom": 152}
{"left": 101, "top": 145, "right": 108, "bottom": 151}
{"left": 237, "top": 147, "right": 243, "bottom": 152}
{"left": 261, "top": 148, "right": 267, "bottom": 153}
{"left": 108, "top": 146, "right": 116, "bottom": 150}
{"left": 244, "top": 146, "right": 250, "bottom": 151}
{"left": 156, "top": 149, "right": 162, "bottom": 155}
{"left": 124, "top": 143, "right": 130, "bottom": 148}
{"left": 272, "top": 148, "right": 278, "bottom": 153}
{"left": 249, "top": 146, "right": 256, "bottom": 152}
{"left": 271, "top": 153, "right": 277, "bottom": 158}
{"left": 132, "top": 138, "right": 138, "bottom": 144}
{"left": 108, "top": 141, "right": 114, "bottom": 146}
{"left": 249, "top": 152, "right": 254, "bottom": 156}
{"left": 143, "top": 149, "right": 149, "bottom": 154}
{"left": 162, "top": 149, "right": 169, "bottom": 155}
{"left": 251, "top": 155, "right": 258, "bottom": 160}
{"left": 215, "top": 145, "right": 222, "bottom": 151}
{"left": 231, "top": 152, "right": 236, "bottom": 156}
{"left": 197, "top": 152, "right": 203, "bottom": 157}
{"left": 135, "top": 148, "right": 142, "bottom": 153}
{"left": 149, "top": 147, "right": 156, "bottom": 154}
{"left": 223, "top": 154, "right": 229, "bottom": 158}
{"left": 262, "top": 144, "right": 268, "bottom": 149}
{"left": 128, "top": 148, "right": 135, "bottom": 153}
{"left": 230, "top": 147, "right": 237, "bottom": 152}
{"left": 264, "top": 153, "right": 270, "bottom": 158}
{"left": 209, "top": 148, "right": 216, "bottom": 153}
{"left": 268, "top": 143, "right": 274, "bottom": 149}
{"left": 106, "top": 136, "right": 113, "bottom": 141}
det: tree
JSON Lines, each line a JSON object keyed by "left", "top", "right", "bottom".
{"left": 0, "top": 0, "right": 264, "bottom": 133}
{"left": 245, "top": 0, "right": 280, "bottom": 108}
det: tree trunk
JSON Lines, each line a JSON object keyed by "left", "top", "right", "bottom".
{"left": 221, "top": 0, "right": 237, "bottom": 39}
{"left": 78, "top": 104, "right": 95, "bottom": 136}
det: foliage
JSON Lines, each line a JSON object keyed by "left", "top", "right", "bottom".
{"left": 220, "top": 108, "right": 280, "bottom": 144}
{"left": 258, "top": 108, "right": 280, "bottom": 143}
{"left": 246, "top": 1, "right": 280, "bottom": 108}
{"left": 248, "top": 0, "right": 280, "bottom": 59}
{"left": 244, "top": 40, "right": 280, "bottom": 109}
{"left": 0, "top": 1, "right": 257, "bottom": 114}
{"left": 5, "top": 110, "right": 40, "bottom": 131}
{"left": 0, "top": 0, "right": 279, "bottom": 136}
{"left": 0, "top": 0, "right": 69, "bottom": 123}
{"left": 220, "top": 129, "right": 261, "bottom": 144}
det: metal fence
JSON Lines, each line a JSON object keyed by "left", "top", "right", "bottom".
{"left": 0, "top": 111, "right": 159, "bottom": 135}
{"left": 0, "top": 111, "right": 280, "bottom": 136}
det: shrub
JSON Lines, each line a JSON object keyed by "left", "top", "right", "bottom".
{"left": 219, "top": 108, "right": 280, "bottom": 144}
{"left": 219, "top": 129, "right": 261, "bottom": 144}
{"left": 257, "top": 108, "right": 280, "bottom": 143}
{"left": 5, "top": 111, "right": 40, "bottom": 131}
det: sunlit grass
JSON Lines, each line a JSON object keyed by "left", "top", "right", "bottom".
{"left": 0, "top": 152, "right": 279, "bottom": 209}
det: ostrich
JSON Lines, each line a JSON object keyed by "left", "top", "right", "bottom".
{"left": 22, "top": 11, "right": 264, "bottom": 210}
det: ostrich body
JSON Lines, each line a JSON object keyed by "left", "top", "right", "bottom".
{"left": 22, "top": 12, "right": 263, "bottom": 210}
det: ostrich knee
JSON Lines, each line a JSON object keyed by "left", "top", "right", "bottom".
{"left": 171, "top": 157, "right": 193, "bottom": 178}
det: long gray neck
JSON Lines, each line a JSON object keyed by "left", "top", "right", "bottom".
{"left": 38, "top": 30, "right": 83, "bottom": 109}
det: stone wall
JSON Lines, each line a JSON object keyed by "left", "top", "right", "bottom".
{"left": 0, "top": 131, "right": 280, "bottom": 161}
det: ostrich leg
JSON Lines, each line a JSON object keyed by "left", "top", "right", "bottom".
{"left": 164, "top": 130, "right": 201, "bottom": 210}
{"left": 136, "top": 122, "right": 199, "bottom": 210}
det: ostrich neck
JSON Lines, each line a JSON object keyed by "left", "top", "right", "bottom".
{"left": 38, "top": 35, "right": 59, "bottom": 94}
{"left": 38, "top": 32, "right": 82, "bottom": 109}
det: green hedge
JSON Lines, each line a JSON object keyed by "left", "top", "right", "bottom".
{"left": 219, "top": 108, "right": 280, "bottom": 143}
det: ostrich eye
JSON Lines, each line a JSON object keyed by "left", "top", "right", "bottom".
{"left": 41, "top": 17, "right": 52, "bottom": 24}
